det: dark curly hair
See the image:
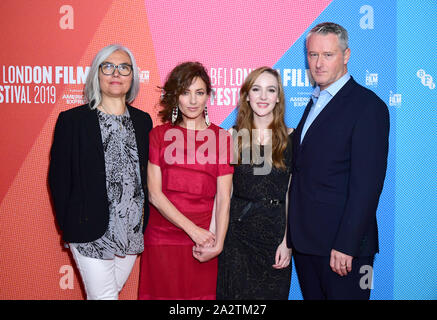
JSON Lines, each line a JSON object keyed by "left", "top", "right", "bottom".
{"left": 159, "top": 61, "right": 212, "bottom": 124}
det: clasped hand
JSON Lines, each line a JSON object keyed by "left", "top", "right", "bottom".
{"left": 188, "top": 225, "right": 220, "bottom": 262}
{"left": 192, "top": 242, "right": 221, "bottom": 263}
{"left": 330, "top": 249, "right": 353, "bottom": 276}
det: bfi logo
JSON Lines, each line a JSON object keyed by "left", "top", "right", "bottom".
{"left": 417, "top": 69, "right": 435, "bottom": 90}
{"left": 139, "top": 69, "right": 150, "bottom": 83}
{"left": 365, "top": 71, "right": 378, "bottom": 87}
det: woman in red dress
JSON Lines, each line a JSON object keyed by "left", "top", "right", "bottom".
{"left": 138, "top": 62, "right": 233, "bottom": 299}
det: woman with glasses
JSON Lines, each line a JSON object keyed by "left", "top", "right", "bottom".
{"left": 49, "top": 44, "right": 153, "bottom": 300}
{"left": 216, "top": 67, "right": 293, "bottom": 299}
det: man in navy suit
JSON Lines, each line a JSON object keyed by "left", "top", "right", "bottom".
{"left": 287, "top": 22, "right": 389, "bottom": 299}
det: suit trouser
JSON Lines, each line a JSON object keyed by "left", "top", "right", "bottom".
{"left": 293, "top": 251, "right": 374, "bottom": 300}
{"left": 70, "top": 245, "right": 137, "bottom": 300}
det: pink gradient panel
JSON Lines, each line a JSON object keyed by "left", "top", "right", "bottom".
{"left": 144, "top": 0, "right": 331, "bottom": 124}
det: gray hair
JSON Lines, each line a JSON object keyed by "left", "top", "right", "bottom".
{"left": 306, "top": 22, "right": 349, "bottom": 52}
{"left": 84, "top": 44, "right": 140, "bottom": 109}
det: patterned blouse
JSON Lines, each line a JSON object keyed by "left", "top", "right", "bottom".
{"left": 70, "top": 108, "right": 144, "bottom": 259}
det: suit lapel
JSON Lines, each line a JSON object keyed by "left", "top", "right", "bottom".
{"left": 84, "top": 106, "right": 104, "bottom": 156}
{"left": 300, "top": 77, "right": 356, "bottom": 147}
{"left": 296, "top": 99, "right": 313, "bottom": 146}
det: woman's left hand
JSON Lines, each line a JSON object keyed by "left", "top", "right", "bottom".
{"left": 272, "top": 241, "right": 291, "bottom": 269}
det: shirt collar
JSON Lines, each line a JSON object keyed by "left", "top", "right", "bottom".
{"left": 312, "top": 72, "right": 351, "bottom": 99}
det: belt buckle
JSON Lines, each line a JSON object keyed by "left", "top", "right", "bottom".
{"left": 269, "top": 199, "right": 279, "bottom": 206}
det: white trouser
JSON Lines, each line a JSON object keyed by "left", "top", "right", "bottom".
{"left": 70, "top": 245, "right": 137, "bottom": 300}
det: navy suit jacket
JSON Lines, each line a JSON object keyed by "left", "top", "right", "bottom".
{"left": 287, "top": 77, "right": 389, "bottom": 257}
{"left": 48, "top": 104, "right": 153, "bottom": 243}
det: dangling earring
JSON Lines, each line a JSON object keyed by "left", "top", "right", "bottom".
{"left": 171, "top": 105, "right": 179, "bottom": 124}
{"left": 204, "top": 105, "right": 210, "bottom": 127}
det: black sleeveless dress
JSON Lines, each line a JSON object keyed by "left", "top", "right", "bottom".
{"left": 217, "top": 133, "right": 293, "bottom": 300}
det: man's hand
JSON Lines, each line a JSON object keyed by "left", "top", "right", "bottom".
{"left": 330, "top": 249, "right": 353, "bottom": 276}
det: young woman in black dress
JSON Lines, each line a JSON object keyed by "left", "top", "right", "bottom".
{"left": 217, "top": 67, "right": 293, "bottom": 299}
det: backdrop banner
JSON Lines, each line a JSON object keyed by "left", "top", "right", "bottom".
{"left": 0, "top": 0, "right": 435, "bottom": 300}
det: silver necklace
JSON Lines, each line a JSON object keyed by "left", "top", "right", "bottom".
{"left": 99, "top": 104, "right": 125, "bottom": 130}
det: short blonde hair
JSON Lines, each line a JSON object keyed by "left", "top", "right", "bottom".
{"left": 306, "top": 22, "right": 349, "bottom": 51}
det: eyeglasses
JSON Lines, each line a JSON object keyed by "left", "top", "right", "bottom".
{"left": 99, "top": 62, "right": 133, "bottom": 76}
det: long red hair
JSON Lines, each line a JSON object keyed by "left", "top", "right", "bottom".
{"left": 235, "top": 67, "right": 288, "bottom": 169}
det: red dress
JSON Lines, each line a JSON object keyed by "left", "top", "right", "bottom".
{"left": 138, "top": 122, "right": 233, "bottom": 300}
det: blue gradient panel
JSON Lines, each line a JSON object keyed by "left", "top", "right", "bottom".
{"left": 394, "top": 0, "right": 437, "bottom": 300}
{"left": 220, "top": 108, "right": 238, "bottom": 130}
